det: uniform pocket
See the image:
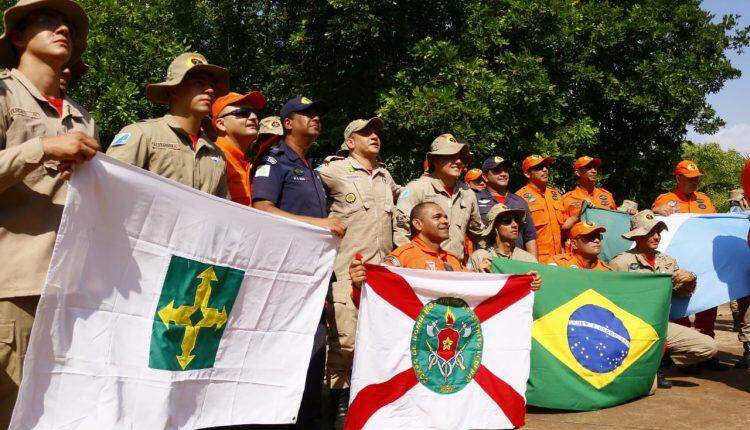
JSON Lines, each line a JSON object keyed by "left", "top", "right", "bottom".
{"left": 529, "top": 205, "right": 549, "bottom": 227}
{"left": 331, "top": 280, "right": 354, "bottom": 304}
{"left": 0, "top": 320, "right": 14, "bottom": 344}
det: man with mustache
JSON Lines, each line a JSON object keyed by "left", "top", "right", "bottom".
{"left": 516, "top": 155, "right": 576, "bottom": 263}
{"left": 393, "top": 134, "right": 484, "bottom": 262}
{"left": 106, "top": 52, "right": 229, "bottom": 197}
{"left": 0, "top": 0, "right": 99, "bottom": 424}
{"left": 212, "top": 90, "right": 266, "bottom": 205}
{"left": 252, "top": 96, "right": 344, "bottom": 429}
{"left": 317, "top": 117, "right": 400, "bottom": 426}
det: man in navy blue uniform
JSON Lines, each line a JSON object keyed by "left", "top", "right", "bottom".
{"left": 474, "top": 156, "right": 538, "bottom": 257}
{"left": 252, "top": 96, "right": 345, "bottom": 429}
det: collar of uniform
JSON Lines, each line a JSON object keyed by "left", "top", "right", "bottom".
{"left": 525, "top": 181, "right": 547, "bottom": 196}
{"left": 214, "top": 136, "right": 248, "bottom": 163}
{"left": 346, "top": 155, "right": 383, "bottom": 176}
{"left": 426, "top": 174, "right": 460, "bottom": 199}
{"left": 673, "top": 189, "right": 697, "bottom": 202}
{"left": 278, "top": 138, "right": 314, "bottom": 165}
{"left": 163, "top": 114, "right": 215, "bottom": 152}
{"left": 10, "top": 68, "right": 83, "bottom": 119}
{"left": 575, "top": 184, "right": 597, "bottom": 197}
{"left": 412, "top": 236, "right": 443, "bottom": 258}
{"left": 631, "top": 250, "right": 665, "bottom": 271}
{"left": 572, "top": 253, "right": 600, "bottom": 270}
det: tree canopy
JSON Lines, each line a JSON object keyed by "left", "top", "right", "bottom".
{"left": 2, "top": 0, "right": 748, "bottom": 207}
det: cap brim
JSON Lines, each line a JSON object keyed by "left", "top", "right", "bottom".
{"left": 576, "top": 158, "right": 602, "bottom": 169}
{"left": 231, "top": 91, "right": 267, "bottom": 110}
{"left": 622, "top": 221, "right": 667, "bottom": 240}
{"left": 480, "top": 209, "right": 526, "bottom": 237}
{"left": 679, "top": 171, "right": 704, "bottom": 178}
{"left": 147, "top": 64, "right": 230, "bottom": 104}
{"left": 0, "top": 0, "right": 89, "bottom": 68}
{"left": 524, "top": 156, "right": 553, "bottom": 172}
{"left": 428, "top": 143, "right": 470, "bottom": 157}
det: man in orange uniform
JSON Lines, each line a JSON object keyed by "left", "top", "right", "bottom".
{"left": 563, "top": 156, "right": 617, "bottom": 218}
{"left": 549, "top": 221, "right": 612, "bottom": 271}
{"left": 516, "top": 155, "right": 575, "bottom": 263}
{"left": 653, "top": 160, "right": 718, "bottom": 338}
{"left": 212, "top": 91, "right": 266, "bottom": 205}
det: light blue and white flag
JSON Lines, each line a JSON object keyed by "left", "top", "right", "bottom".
{"left": 656, "top": 213, "right": 750, "bottom": 319}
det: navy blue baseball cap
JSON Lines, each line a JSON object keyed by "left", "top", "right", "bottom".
{"left": 482, "top": 156, "right": 509, "bottom": 171}
{"left": 280, "top": 96, "right": 328, "bottom": 121}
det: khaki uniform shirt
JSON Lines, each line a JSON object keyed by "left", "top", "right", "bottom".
{"left": 318, "top": 156, "right": 400, "bottom": 299}
{"left": 610, "top": 249, "right": 694, "bottom": 296}
{"left": 106, "top": 115, "right": 228, "bottom": 197}
{"left": 394, "top": 175, "right": 484, "bottom": 260}
{"left": 467, "top": 246, "right": 537, "bottom": 272}
{"left": 0, "top": 69, "right": 97, "bottom": 298}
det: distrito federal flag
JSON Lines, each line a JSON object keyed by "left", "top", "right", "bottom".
{"left": 10, "top": 155, "right": 339, "bottom": 429}
{"left": 346, "top": 265, "right": 534, "bottom": 430}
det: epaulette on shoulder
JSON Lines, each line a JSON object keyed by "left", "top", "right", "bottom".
{"left": 0, "top": 70, "right": 11, "bottom": 80}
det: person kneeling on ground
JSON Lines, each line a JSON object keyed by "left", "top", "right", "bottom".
{"left": 610, "top": 210, "right": 728, "bottom": 389}
{"left": 548, "top": 221, "right": 612, "bottom": 271}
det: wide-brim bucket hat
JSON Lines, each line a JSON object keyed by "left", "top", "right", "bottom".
{"left": 146, "top": 52, "right": 229, "bottom": 105}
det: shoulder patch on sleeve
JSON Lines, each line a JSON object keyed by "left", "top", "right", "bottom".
{"left": 399, "top": 189, "right": 410, "bottom": 200}
{"left": 384, "top": 255, "right": 401, "bottom": 267}
{"left": 255, "top": 164, "right": 271, "bottom": 178}
{"left": 110, "top": 132, "right": 131, "bottom": 147}
{"left": 263, "top": 155, "right": 277, "bottom": 165}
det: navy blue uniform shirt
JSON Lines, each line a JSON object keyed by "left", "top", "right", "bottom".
{"left": 474, "top": 188, "right": 537, "bottom": 249}
{"left": 252, "top": 139, "right": 328, "bottom": 218}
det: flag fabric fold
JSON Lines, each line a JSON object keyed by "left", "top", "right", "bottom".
{"left": 492, "top": 259, "right": 671, "bottom": 411}
{"left": 347, "top": 265, "right": 534, "bottom": 430}
{"left": 10, "top": 155, "right": 339, "bottom": 429}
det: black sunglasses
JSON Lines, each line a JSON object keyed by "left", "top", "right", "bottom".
{"left": 497, "top": 216, "right": 521, "bottom": 226}
{"left": 219, "top": 108, "right": 257, "bottom": 119}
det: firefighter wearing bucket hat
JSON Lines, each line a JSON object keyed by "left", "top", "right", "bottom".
{"left": 548, "top": 221, "right": 612, "bottom": 271}
{"left": 563, "top": 156, "right": 618, "bottom": 218}
{"left": 212, "top": 90, "right": 267, "bottom": 205}
{"left": 467, "top": 204, "right": 540, "bottom": 271}
{"left": 106, "top": 52, "right": 230, "bottom": 197}
{"left": 610, "top": 210, "right": 724, "bottom": 384}
{"left": 0, "top": 0, "right": 98, "bottom": 424}
{"left": 515, "top": 155, "right": 574, "bottom": 263}
{"left": 652, "top": 160, "right": 718, "bottom": 338}
{"left": 393, "top": 133, "right": 484, "bottom": 261}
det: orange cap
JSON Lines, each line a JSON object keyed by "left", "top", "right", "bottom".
{"left": 464, "top": 168, "right": 483, "bottom": 182}
{"left": 569, "top": 221, "right": 606, "bottom": 239}
{"left": 574, "top": 156, "right": 602, "bottom": 170}
{"left": 522, "top": 155, "right": 553, "bottom": 173}
{"left": 212, "top": 91, "right": 267, "bottom": 124}
{"left": 674, "top": 160, "right": 703, "bottom": 178}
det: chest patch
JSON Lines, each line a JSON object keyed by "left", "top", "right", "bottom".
{"left": 629, "top": 263, "right": 640, "bottom": 271}
{"left": 345, "top": 193, "right": 357, "bottom": 203}
{"left": 9, "top": 107, "right": 41, "bottom": 119}
{"left": 152, "top": 141, "right": 181, "bottom": 150}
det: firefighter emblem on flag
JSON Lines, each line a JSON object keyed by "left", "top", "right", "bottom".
{"left": 411, "top": 297, "right": 483, "bottom": 394}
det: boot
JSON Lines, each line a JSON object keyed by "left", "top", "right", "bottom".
{"left": 736, "top": 342, "right": 750, "bottom": 369}
{"left": 656, "top": 370, "right": 672, "bottom": 389}
{"left": 330, "top": 388, "right": 350, "bottom": 430}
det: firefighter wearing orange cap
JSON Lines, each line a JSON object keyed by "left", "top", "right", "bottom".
{"left": 563, "top": 156, "right": 618, "bottom": 218}
{"left": 653, "top": 160, "right": 716, "bottom": 215}
{"left": 212, "top": 91, "right": 267, "bottom": 205}
{"left": 515, "top": 155, "right": 576, "bottom": 263}
{"left": 653, "top": 160, "right": 718, "bottom": 338}
{"left": 464, "top": 168, "right": 485, "bottom": 191}
{"left": 548, "top": 221, "right": 612, "bottom": 271}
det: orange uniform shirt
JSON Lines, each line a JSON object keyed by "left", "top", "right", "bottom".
{"left": 215, "top": 136, "right": 252, "bottom": 206}
{"left": 516, "top": 183, "right": 566, "bottom": 263}
{"left": 384, "top": 237, "right": 465, "bottom": 271}
{"left": 549, "top": 253, "right": 613, "bottom": 271}
{"left": 563, "top": 185, "right": 616, "bottom": 218}
{"left": 652, "top": 190, "right": 716, "bottom": 214}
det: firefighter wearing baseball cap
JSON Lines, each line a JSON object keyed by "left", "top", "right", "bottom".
{"left": 0, "top": 0, "right": 99, "bottom": 424}
{"left": 212, "top": 91, "right": 266, "bottom": 205}
{"left": 610, "top": 210, "right": 726, "bottom": 384}
{"left": 464, "top": 168, "right": 485, "bottom": 191}
{"left": 515, "top": 155, "right": 575, "bottom": 263}
{"left": 107, "top": 52, "right": 230, "bottom": 197}
{"left": 652, "top": 160, "right": 718, "bottom": 338}
{"left": 563, "top": 156, "right": 617, "bottom": 218}
{"left": 549, "top": 222, "right": 612, "bottom": 271}
{"left": 393, "top": 133, "right": 484, "bottom": 261}
{"left": 317, "top": 117, "right": 400, "bottom": 424}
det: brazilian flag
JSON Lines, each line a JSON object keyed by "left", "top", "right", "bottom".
{"left": 493, "top": 258, "right": 671, "bottom": 411}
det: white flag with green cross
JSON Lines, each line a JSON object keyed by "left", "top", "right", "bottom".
{"left": 10, "top": 155, "right": 339, "bottom": 429}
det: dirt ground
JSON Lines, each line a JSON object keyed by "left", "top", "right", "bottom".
{"left": 524, "top": 303, "right": 750, "bottom": 430}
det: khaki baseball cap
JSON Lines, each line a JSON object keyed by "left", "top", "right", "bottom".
{"left": 480, "top": 203, "right": 526, "bottom": 237}
{"left": 0, "top": 0, "right": 89, "bottom": 68}
{"left": 146, "top": 52, "right": 229, "bottom": 104}
{"left": 730, "top": 188, "right": 745, "bottom": 202}
{"left": 259, "top": 116, "right": 283, "bottom": 136}
{"left": 428, "top": 133, "right": 469, "bottom": 157}
{"left": 622, "top": 209, "right": 667, "bottom": 240}
{"left": 343, "top": 117, "right": 384, "bottom": 142}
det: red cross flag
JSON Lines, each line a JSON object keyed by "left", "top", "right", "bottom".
{"left": 346, "top": 265, "right": 533, "bottom": 430}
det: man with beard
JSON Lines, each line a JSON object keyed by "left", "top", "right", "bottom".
{"left": 317, "top": 117, "right": 400, "bottom": 427}
{"left": 107, "top": 52, "right": 230, "bottom": 197}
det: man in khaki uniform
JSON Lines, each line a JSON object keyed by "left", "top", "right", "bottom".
{"left": 0, "top": 0, "right": 99, "bottom": 424}
{"left": 317, "top": 117, "right": 399, "bottom": 426}
{"left": 393, "top": 133, "right": 484, "bottom": 261}
{"left": 610, "top": 210, "right": 723, "bottom": 387}
{"left": 468, "top": 203, "right": 538, "bottom": 271}
{"left": 106, "top": 52, "right": 230, "bottom": 197}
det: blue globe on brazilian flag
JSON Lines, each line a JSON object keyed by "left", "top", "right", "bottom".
{"left": 493, "top": 259, "right": 671, "bottom": 410}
